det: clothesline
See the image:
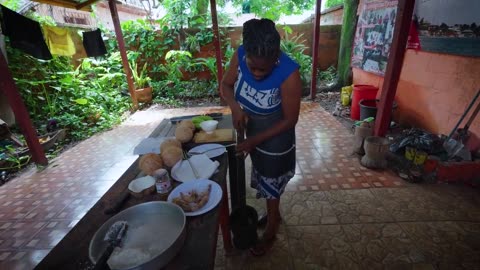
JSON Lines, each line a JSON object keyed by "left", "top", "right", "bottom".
{"left": 0, "top": 4, "right": 107, "bottom": 60}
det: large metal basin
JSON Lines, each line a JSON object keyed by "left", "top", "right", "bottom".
{"left": 89, "top": 201, "right": 186, "bottom": 270}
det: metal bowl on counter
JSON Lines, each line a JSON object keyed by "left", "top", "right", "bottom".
{"left": 89, "top": 201, "right": 186, "bottom": 270}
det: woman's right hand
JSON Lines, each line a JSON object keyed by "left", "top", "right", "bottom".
{"left": 232, "top": 106, "right": 248, "bottom": 130}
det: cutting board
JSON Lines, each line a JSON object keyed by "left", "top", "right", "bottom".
{"left": 194, "top": 129, "right": 234, "bottom": 143}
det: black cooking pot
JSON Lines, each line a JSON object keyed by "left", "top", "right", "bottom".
{"left": 230, "top": 205, "right": 258, "bottom": 250}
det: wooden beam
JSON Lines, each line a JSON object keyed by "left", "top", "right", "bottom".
{"left": 33, "top": 0, "right": 92, "bottom": 11}
{"left": 310, "top": 0, "right": 322, "bottom": 100}
{"left": 108, "top": 0, "right": 138, "bottom": 110}
{"left": 374, "top": 0, "right": 415, "bottom": 136}
{"left": 209, "top": 0, "right": 224, "bottom": 104}
{"left": 0, "top": 51, "right": 48, "bottom": 166}
{"left": 75, "top": 0, "right": 100, "bottom": 10}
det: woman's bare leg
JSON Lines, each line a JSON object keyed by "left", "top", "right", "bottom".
{"left": 250, "top": 198, "right": 281, "bottom": 255}
{"left": 264, "top": 198, "right": 280, "bottom": 240}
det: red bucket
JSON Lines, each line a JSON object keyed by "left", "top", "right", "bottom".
{"left": 351, "top": 85, "right": 379, "bottom": 120}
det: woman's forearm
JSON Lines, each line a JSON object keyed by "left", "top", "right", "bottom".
{"left": 221, "top": 82, "right": 241, "bottom": 112}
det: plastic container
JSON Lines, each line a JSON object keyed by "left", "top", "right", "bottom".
{"left": 351, "top": 85, "right": 379, "bottom": 120}
{"left": 359, "top": 99, "right": 378, "bottom": 120}
{"left": 153, "top": 168, "right": 172, "bottom": 194}
{"left": 341, "top": 85, "right": 354, "bottom": 106}
{"left": 359, "top": 99, "right": 398, "bottom": 121}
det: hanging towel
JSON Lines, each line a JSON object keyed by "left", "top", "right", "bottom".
{"left": 69, "top": 29, "right": 87, "bottom": 60}
{"left": 42, "top": 25, "right": 75, "bottom": 56}
{"left": 0, "top": 5, "right": 52, "bottom": 60}
{"left": 82, "top": 29, "right": 107, "bottom": 57}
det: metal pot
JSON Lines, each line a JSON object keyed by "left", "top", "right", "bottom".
{"left": 230, "top": 205, "right": 258, "bottom": 250}
{"left": 89, "top": 201, "right": 186, "bottom": 270}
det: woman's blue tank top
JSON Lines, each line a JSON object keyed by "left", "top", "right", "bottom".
{"left": 234, "top": 45, "right": 299, "bottom": 115}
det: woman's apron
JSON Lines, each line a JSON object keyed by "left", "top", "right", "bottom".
{"left": 246, "top": 110, "right": 296, "bottom": 178}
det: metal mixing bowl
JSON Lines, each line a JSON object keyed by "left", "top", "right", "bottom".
{"left": 89, "top": 201, "right": 186, "bottom": 270}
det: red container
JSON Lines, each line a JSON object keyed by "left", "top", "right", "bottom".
{"left": 351, "top": 85, "right": 379, "bottom": 120}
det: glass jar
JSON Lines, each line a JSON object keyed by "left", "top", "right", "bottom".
{"left": 153, "top": 168, "right": 172, "bottom": 194}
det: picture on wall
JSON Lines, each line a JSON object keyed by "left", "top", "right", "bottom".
{"left": 352, "top": 0, "right": 398, "bottom": 76}
{"left": 413, "top": 0, "right": 480, "bottom": 57}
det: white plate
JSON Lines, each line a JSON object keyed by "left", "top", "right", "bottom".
{"left": 170, "top": 154, "right": 219, "bottom": 183}
{"left": 167, "top": 179, "right": 222, "bottom": 216}
{"left": 188, "top": 143, "right": 226, "bottom": 158}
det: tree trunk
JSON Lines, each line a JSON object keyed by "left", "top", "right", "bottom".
{"left": 337, "top": 0, "right": 359, "bottom": 87}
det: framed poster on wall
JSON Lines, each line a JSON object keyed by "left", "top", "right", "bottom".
{"left": 413, "top": 0, "right": 480, "bottom": 57}
{"left": 352, "top": 0, "right": 398, "bottom": 76}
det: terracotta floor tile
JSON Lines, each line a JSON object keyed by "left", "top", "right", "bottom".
{"left": 0, "top": 221, "right": 46, "bottom": 250}
{"left": 22, "top": 201, "right": 71, "bottom": 221}
{"left": 287, "top": 174, "right": 305, "bottom": 186}
{"left": 3, "top": 103, "right": 471, "bottom": 269}
{"left": 52, "top": 197, "right": 99, "bottom": 220}
{"left": 26, "top": 220, "right": 79, "bottom": 249}
{"left": 0, "top": 249, "right": 49, "bottom": 270}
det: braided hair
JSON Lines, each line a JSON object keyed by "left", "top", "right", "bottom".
{"left": 242, "top": 18, "right": 280, "bottom": 60}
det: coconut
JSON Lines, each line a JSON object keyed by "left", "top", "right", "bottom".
{"left": 179, "top": 119, "right": 195, "bottom": 131}
{"left": 161, "top": 146, "right": 183, "bottom": 167}
{"left": 138, "top": 153, "right": 163, "bottom": 176}
{"left": 160, "top": 138, "right": 182, "bottom": 153}
{"left": 175, "top": 126, "right": 193, "bottom": 143}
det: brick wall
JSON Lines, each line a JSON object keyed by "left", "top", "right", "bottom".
{"left": 321, "top": 6, "right": 344, "bottom": 26}
{"left": 96, "top": 2, "right": 147, "bottom": 30}
{"left": 34, "top": 1, "right": 147, "bottom": 30}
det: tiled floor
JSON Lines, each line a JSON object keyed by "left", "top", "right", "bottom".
{"left": 0, "top": 102, "right": 478, "bottom": 270}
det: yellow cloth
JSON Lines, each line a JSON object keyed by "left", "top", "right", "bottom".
{"left": 42, "top": 26, "right": 75, "bottom": 56}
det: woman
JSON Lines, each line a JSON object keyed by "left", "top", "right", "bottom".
{"left": 221, "top": 18, "right": 302, "bottom": 255}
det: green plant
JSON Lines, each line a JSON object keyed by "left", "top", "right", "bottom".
{"left": 184, "top": 26, "right": 215, "bottom": 53}
{"left": 280, "top": 27, "right": 313, "bottom": 87}
{"left": 196, "top": 57, "right": 217, "bottom": 77}
{"left": 106, "top": 19, "right": 175, "bottom": 80}
{"left": 229, "top": 0, "right": 315, "bottom": 21}
{"left": 162, "top": 50, "right": 193, "bottom": 82}
{"left": 130, "top": 61, "right": 151, "bottom": 89}
{"left": 318, "top": 66, "right": 337, "bottom": 83}
{"left": 222, "top": 45, "right": 235, "bottom": 70}
{"left": 184, "top": 34, "right": 201, "bottom": 52}
{"left": 151, "top": 50, "right": 194, "bottom": 99}
{"left": 0, "top": 145, "right": 31, "bottom": 171}
{"left": 7, "top": 42, "right": 130, "bottom": 142}
{"left": 325, "top": 0, "right": 343, "bottom": 9}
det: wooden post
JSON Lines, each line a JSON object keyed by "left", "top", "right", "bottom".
{"left": 310, "top": 0, "right": 322, "bottom": 100}
{"left": 108, "top": 0, "right": 138, "bottom": 110}
{"left": 0, "top": 51, "right": 48, "bottom": 165}
{"left": 374, "top": 0, "right": 415, "bottom": 136}
{"left": 209, "top": 0, "right": 225, "bottom": 104}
